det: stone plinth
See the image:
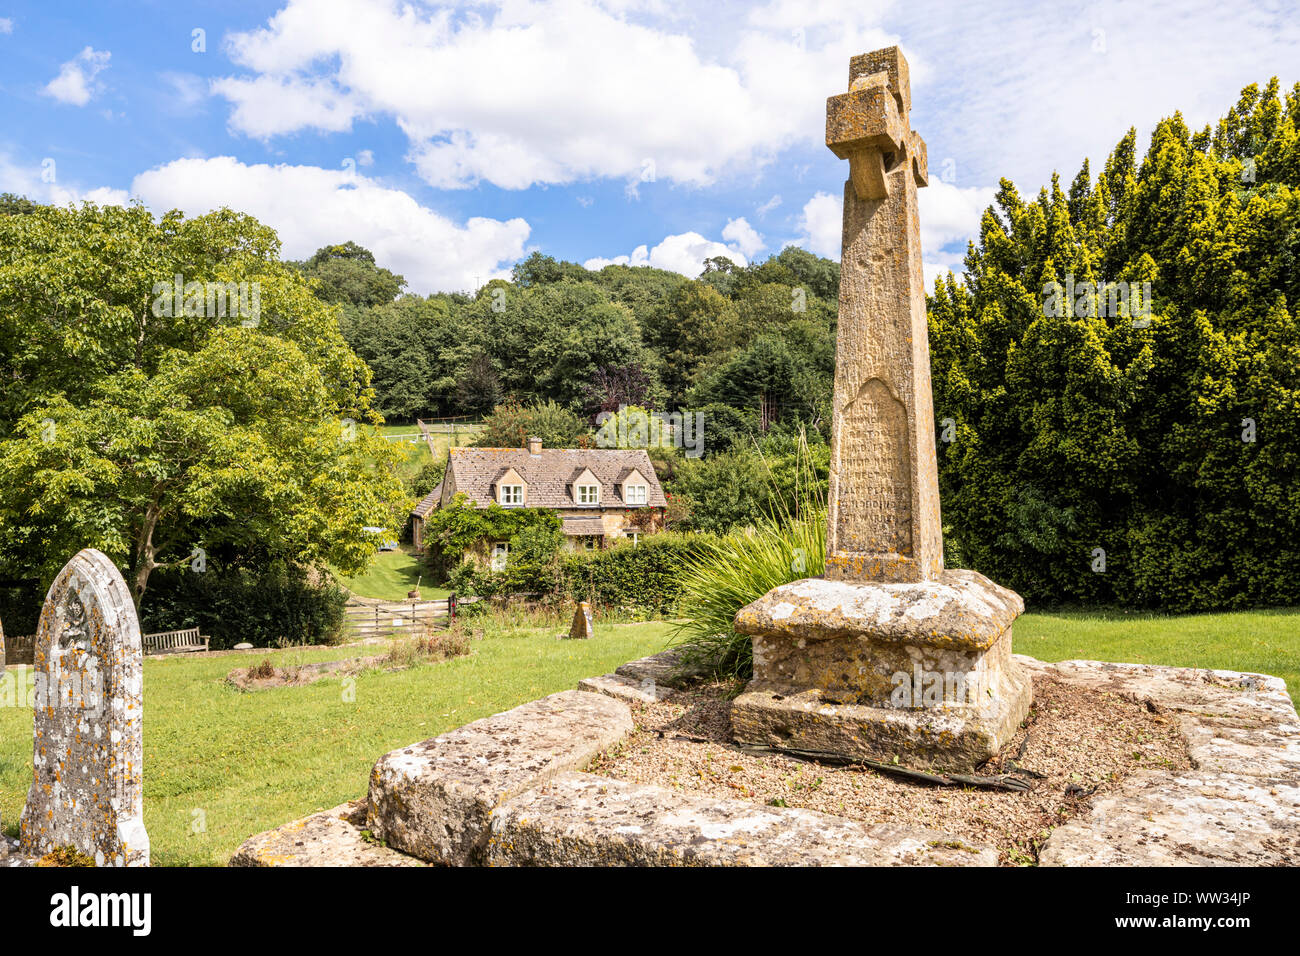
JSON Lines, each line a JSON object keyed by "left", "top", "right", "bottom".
{"left": 732, "top": 570, "right": 1031, "bottom": 770}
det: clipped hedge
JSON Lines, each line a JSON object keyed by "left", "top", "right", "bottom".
{"left": 553, "top": 532, "right": 714, "bottom": 614}
{"left": 445, "top": 531, "right": 715, "bottom": 615}
{"left": 139, "top": 565, "right": 348, "bottom": 649}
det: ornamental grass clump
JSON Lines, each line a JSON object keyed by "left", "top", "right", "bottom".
{"left": 672, "top": 432, "right": 826, "bottom": 681}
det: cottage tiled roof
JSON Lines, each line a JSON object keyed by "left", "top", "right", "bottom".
{"left": 428, "top": 446, "right": 667, "bottom": 512}
{"left": 560, "top": 516, "right": 607, "bottom": 536}
{"left": 412, "top": 483, "right": 443, "bottom": 518}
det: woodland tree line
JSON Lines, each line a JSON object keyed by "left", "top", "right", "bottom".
{"left": 0, "top": 76, "right": 1297, "bottom": 639}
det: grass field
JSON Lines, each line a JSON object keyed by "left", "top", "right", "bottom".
{"left": 0, "top": 620, "right": 674, "bottom": 866}
{"left": 371, "top": 423, "right": 431, "bottom": 486}
{"left": 332, "top": 548, "right": 449, "bottom": 601}
{"left": 0, "top": 607, "right": 1293, "bottom": 866}
{"left": 424, "top": 422, "right": 484, "bottom": 459}
{"left": 1014, "top": 607, "right": 1299, "bottom": 696}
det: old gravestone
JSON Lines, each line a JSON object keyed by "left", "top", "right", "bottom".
{"left": 18, "top": 548, "right": 149, "bottom": 866}
{"left": 567, "top": 601, "right": 595, "bottom": 640}
{"left": 730, "top": 47, "right": 1031, "bottom": 771}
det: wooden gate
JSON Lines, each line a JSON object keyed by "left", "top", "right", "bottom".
{"left": 341, "top": 595, "right": 456, "bottom": 641}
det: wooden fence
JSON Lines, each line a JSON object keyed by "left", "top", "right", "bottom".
{"left": 1, "top": 632, "right": 35, "bottom": 666}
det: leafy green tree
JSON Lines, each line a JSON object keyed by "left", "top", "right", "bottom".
{"left": 472, "top": 400, "right": 591, "bottom": 448}
{"left": 0, "top": 203, "right": 406, "bottom": 602}
{"left": 643, "top": 281, "right": 741, "bottom": 405}
{"left": 291, "top": 241, "right": 406, "bottom": 313}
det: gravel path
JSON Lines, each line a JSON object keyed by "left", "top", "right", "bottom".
{"left": 586, "top": 675, "right": 1190, "bottom": 864}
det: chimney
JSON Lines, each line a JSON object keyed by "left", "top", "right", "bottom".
{"left": 527, "top": 436, "right": 542, "bottom": 455}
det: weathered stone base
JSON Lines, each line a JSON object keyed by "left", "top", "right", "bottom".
{"left": 732, "top": 667, "right": 1032, "bottom": 771}
{"left": 486, "top": 772, "right": 994, "bottom": 866}
{"left": 366, "top": 690, "right": 633, "bottom": 865}
{"left": 235, "top": 652, "right": 1300, "bottom": 867}
{"left": 732, "top": 570, "right": 1031, "bottom": 770}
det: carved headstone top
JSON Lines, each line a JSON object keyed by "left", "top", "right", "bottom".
{"left": 19, "top": 548, "right": 149, "bottom": 866}
{"left": 824, "top": 46, "right": 943, "bottom": 584}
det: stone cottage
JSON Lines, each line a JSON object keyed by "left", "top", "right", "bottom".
{"left": 411, "top": 437, "right": 667, "bottom": 567}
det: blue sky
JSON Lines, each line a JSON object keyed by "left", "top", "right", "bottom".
{"left": 1, "top": 0, "right": 1297, "bottom": 293}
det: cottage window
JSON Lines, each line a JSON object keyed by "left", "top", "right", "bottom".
{"left": 577, "top": 484, "right": 600, "bottom": 505}
{"left": 491, "top": 542, "right": 510, "bottom": 570}
{"left": 625, "top": 484, "right": 647, "bottom": 505}
{"left": 500, "top": 484, "right": 524, "bottom": 505}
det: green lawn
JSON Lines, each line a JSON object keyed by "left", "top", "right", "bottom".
{"left": 1, "top": 608, "right": 1294, "bottom": 867}
{"left": 0, "top": 620, "right": 675, "bottom": 866}
{"left": 1014, "top": 607, "right": 1300, "bottom": 698}
{"left": 371, "top": 424, "right": 431, "bottom": 486}
{"left": 332, "top": 548, "right": 449, "bottom": 601}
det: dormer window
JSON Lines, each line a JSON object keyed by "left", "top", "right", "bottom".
{"left": 625, "top": 484, "right": 647, "bottom": 505}
{"left": 500, "top": 484, "right": 524, "bottom": 505}
{"left": 576, "top": 484, "right": 599, "bottom": 505}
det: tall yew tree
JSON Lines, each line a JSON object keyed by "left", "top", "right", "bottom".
{"left": 929, "top": 79, "right": 1300, "bottom": 610}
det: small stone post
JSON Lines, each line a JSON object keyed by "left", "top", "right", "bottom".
{"left": 567, "top": 601, "right": 595, "bottom": 640}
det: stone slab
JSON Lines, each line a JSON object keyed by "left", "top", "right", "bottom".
{"left": 486, "top": 772, "right": 996, "bottom": 867}
{"left": 736, "top": 570, "right": 1024, "bottom": 652}
{"left": 366, "top": 690, "right": 633, "bottom": 865}
{"left": 578, "top": 672, "right": 676, "bottom": 705}
{"left": 1015, "top": 656, "right": 1300, "bottom": 780}
{"left": 614, "top": 648, "right": 702, "bottom": 688}
{"left": 230, "top": 801, "right": 425, "bottom": 867}
{"left": 1039, "top": 771, "right": 1300, "bottom": 866}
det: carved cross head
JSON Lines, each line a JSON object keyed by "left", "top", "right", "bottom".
{"left": 826, "top": 46, "right": 928, "bottom": 201}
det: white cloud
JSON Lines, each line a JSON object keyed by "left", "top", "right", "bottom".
{"left": 43, "top": 47, "right": 111, "bottom": 106}
{"left": 128, "top": 157, "right": 530, "bottom": 294}
{"left": 212, "top": 0, "right": 900, "bottom": 190}
{"left": 207, "top": 0, "right": 1298, "bottom": 205}
{"left": 584, "top": 225, "right": 755, "bottom": 276}
{"left": 0, "top": 18, "right": 13, "bottom": 34}
{"left": 917, "top": 179, "right": 996, "bottom": 257}
{"left": 889, "top": 0, "right": 1300, "bottom": 191}
{"left": 211, "top": 73, "right": 360, "bottom": 137}
{"left": 793, "top": 191, "right": 842, "bottom": 258}
{"left": 722, "top": 217, "right": 764, "bottom": 259}
{"left": 356, "top": 149, "right": 374, "bottom": 167}
{"left": 756, "top": 194, "right": 782, "bottom": 217}
{"left": 160, "top": 72, "right": 207, "bottom": 111}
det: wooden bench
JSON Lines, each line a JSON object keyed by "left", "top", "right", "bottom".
{"left": 142, "top": 627, "right": 210, "bottom": 656}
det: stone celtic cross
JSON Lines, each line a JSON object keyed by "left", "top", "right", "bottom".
{"left": 824, "top": 46, "right": 943, "bottom": 584}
